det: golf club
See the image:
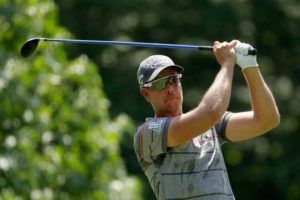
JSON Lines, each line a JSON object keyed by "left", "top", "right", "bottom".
{"left": 20, "top": 37, "right": 257, "bottom": 58}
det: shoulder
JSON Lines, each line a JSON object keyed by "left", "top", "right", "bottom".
{"left": 136, "top": 117, "right": 172, "bottom": 134}
{"left": 134, "top": 117, "right": 172, "bottom": 144}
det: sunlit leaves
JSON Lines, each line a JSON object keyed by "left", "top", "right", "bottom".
{"left": 0, "top": 0, "right": 141, "bottom": 199}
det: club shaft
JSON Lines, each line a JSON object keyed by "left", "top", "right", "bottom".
{"left": 41, "top": 38, "right": 213, "bottom": 51}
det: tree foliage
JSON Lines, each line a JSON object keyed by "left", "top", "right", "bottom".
{"left": 0, "top": 0, "right": 141, "bottom": 199}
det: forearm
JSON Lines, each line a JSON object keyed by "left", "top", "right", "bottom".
{"left": 198, "top": 63, "right": 234, "bottom": 120}
{"left": 243, "top": 67, "right": 280, "bottom": 126}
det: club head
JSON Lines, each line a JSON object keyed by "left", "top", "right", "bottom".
{"left": 20, "top": 38, "right": 41, "bottom": 58}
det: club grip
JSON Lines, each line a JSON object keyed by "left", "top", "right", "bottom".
{"left": 198, "top": 46, "right": 257, "bottom": 56}
{"left": 248, "top": 48, "right": 257, "bottom": 55}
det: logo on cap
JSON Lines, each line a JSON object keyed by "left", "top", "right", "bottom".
{"left": 144, "top": 56, "right": 167, "bottom": 69}
{"left": 138, "top": 74, "right": 144, "bottom": 85}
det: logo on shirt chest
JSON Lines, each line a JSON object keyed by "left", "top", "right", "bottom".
{"left": 193, "top": 128, "right": 218, "bottom": 147}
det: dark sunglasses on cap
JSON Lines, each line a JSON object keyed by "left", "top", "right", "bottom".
{"left": 142, "top": 73, "right": 182, "bottom": 90}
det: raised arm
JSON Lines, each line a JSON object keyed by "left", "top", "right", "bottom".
{"left": 225, "top": 43, "right": 280, "bottom": 141}
{"left": 167, "top": 40, "right": 238, "bottom": 147}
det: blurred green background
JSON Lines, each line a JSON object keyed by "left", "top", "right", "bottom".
{"left": 0, "top": 0, "right": 299, "bottom": 199}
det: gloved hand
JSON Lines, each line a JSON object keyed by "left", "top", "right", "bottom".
{"left": 235, "top": 42, "right": 258, "bottom": 71}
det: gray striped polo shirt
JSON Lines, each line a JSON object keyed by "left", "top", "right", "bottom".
{"left": 134, "top": 112, "right": 235, "bottom": 200}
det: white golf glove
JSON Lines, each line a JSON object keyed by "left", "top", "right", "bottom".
{"left": 235, "top": 42, "right": 258, "bottom": 71}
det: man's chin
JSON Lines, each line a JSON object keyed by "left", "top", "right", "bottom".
{"left": 165, "top": 101, "right": 182, "bottom": 112}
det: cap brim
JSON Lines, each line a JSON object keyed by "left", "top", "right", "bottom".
{"left": 147, "top": 65, "right": 184, "bottom": 83}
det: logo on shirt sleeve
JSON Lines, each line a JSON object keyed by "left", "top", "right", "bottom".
{"left": 148, "top": 121, "right": 161, "bottom": 133}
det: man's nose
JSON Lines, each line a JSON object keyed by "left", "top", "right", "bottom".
{"left": 164, "top": 82, "right": 176, "bottom": 93}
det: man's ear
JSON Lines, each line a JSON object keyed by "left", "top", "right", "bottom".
{"left": 140, "top": 88, "right": 151, "bottom": 102}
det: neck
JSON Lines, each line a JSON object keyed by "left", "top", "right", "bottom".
{"left": 155, "top": 109, "right": 182, "bottom": 118}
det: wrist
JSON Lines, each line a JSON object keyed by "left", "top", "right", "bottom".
{"left": 242, "top": 65, "right": 259, "bottom": 72}
{"left": 221, "top": 60, "right": 235, "bottom": 69}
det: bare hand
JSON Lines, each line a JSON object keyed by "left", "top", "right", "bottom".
{"left": 213, "top": 40, "right": 238, "bottom": 67}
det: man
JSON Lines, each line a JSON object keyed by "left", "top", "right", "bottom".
{"left": 134, "top": 40, "right": 280, "bottom": 200}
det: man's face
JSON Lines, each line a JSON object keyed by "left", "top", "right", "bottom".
{"left": 140, "top": 68, "right": 183, "bottom": 117}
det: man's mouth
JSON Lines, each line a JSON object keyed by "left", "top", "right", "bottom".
{"left": 166, "top": 96, "right": 179, "bottom": 101}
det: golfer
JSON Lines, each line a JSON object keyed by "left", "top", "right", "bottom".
{"left": 134, "top": 40, "right": 280, "bottom": 200}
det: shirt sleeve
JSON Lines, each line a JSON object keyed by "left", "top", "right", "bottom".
{"left": 215, "top": 112, "right": 232, "bottom": 143}
{"left": 134, "top": 117, "right": 171, "bottom": 165}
